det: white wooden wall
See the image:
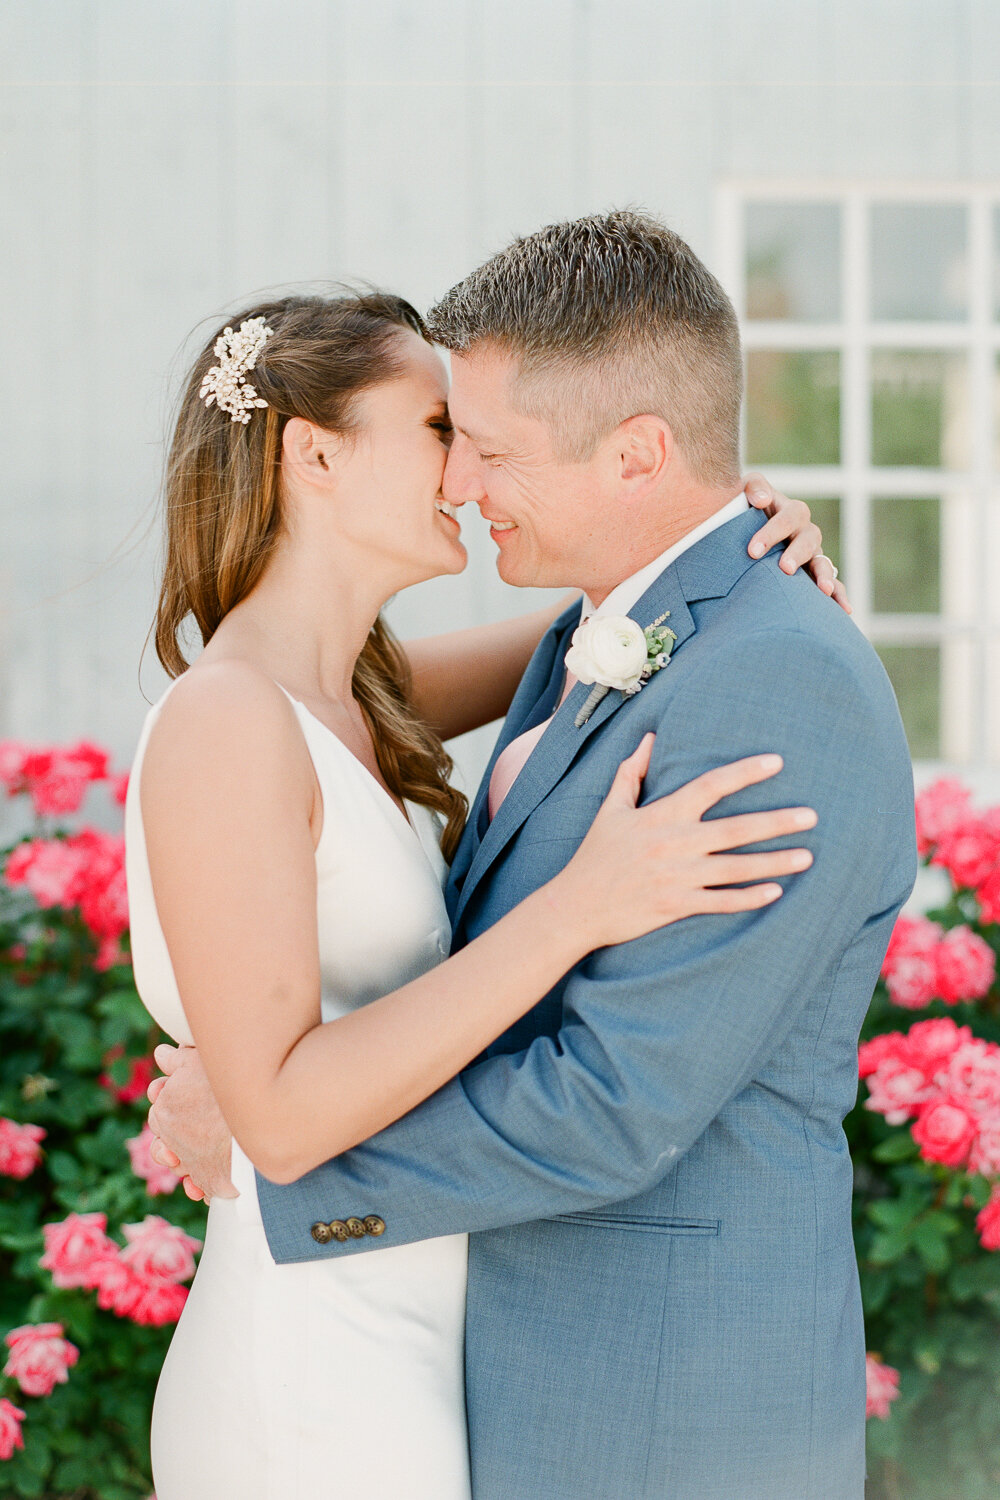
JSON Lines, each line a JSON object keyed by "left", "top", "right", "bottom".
{"left": 1, "top": 0, "right": 997, "bottom": 807}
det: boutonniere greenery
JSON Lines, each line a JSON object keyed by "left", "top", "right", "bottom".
{"left": 565, "top": 612, "right": 678, "bottom": 727}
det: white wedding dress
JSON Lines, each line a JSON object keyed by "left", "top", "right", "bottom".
{"left": 125, "top": 679, "right": 471, "bottom": 1500}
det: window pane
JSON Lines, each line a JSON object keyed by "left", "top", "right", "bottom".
{"left": 870, "top": 203, "right": 968, "bottom": 321}
{"left": 871, "top": 497, "right": 941, "bottom": 613}
{"left": 807, "top": 497, "right": 842, "bottom": 574}
{"left": 746, "top": 351, "right": 840, "bottom": 465}
{"left": 871, "top": 350, "right": 970, "bottom": 468}
{"left": 745, "top": 203, "right": 841, "bottom": 321}
{"left": 876, "top": 644, "right": 941, "bottom": 759}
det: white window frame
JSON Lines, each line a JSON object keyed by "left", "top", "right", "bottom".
{"left": 716, "top": 181, "right": 1000, "bottom": 784}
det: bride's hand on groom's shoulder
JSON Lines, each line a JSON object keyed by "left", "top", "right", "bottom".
{"left": 146, "top": 1043, "right": 239, "bottom": 1202}
{"left": 743, "top": 472, "right": 853, "bottom": 615}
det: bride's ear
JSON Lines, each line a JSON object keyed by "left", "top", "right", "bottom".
{"left": 282, "top": 417, "right": 341, "bottom": 484}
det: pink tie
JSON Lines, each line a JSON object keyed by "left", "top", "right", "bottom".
{"left": 488, "top": 671, "right": 577, "bottom": 820}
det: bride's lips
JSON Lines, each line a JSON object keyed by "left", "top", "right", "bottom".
{"left": 435, "top": 501, "right": 462, "bottom": 531}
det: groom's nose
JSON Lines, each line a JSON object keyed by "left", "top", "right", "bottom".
{"left": 442, "top": 432, "right": 486, "bottom": 508}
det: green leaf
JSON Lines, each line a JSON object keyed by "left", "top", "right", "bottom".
{"left": 873, "top": 1131, "right": 920, "bottom": 1164}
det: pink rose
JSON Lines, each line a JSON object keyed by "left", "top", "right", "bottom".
{"left": 3, "top": 1323, "right": 79, "bottom": 1398}
{"left": 976, "top": 1188, "right": 1000, "bottom": 1251}
{"left": 40, "top": 1211, "right": 119, "bottom": 1289}
{"left": 5, "top": 838, "right": 88, "bottom": 910}
{"left": 969, "top": 1123, "right": 1000, "bottom": 1177}
{"left": 87, "top": 1255, "right": 188, "bottom": 1326}
{"left": 863, "top": 1058, "right": 932, "bottom": 1125}
{"left": 976, "top": 868, "right": 1000, "bottom": 926}
{"left": 111, "top": 772, "right": 130, "bottom": 806}
{"left": 100, "top": 1050, "right": 156, "bottom": 1105}
{"left": 120, "top": 1216, "right": 202, "bottom": 1285}
{"left": 859, "top": 1033, "right": 908, "bottom": 1079}
{"left": 911, "top": 1096, "right": 980, "bottom": 1167}
{"left": 126, "top": 1124, "right": 181, "bottom": 1196}
{"left": 932, "top": 814, "right": 1000, "bottom": 891}
{"left": 881, "top": 916, "right": 942, "bottom": 1010}
{"left": 0, "top": 1398, "right": 26, "bottom": 1461}
{"left": 0, "top": 1118, "right": 46, "bottom": 1179}
{"left": 906, "top": 1017, "right": 974, "bottom": 1076}
{"left": 942, "top": 1041, "right": 1000, "bottom": 1107}
{"left": 915, "top": 777, "right": 973, "bottom": 856}
{"left": 934, "top": 927, "right": 996, "bottom": 1005}
{"left": 865, "top": 1354, "right": 900, "bottom": 1420}
{"left": 0, "top": 741, "right": 29, "bottom": 789}
{"left": 124, "top": 1276, "right": 189, "bottom": 1328}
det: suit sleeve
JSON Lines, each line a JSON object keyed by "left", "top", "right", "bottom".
{"left": 254, "top": 627, "right": 916, "bottom": 1264}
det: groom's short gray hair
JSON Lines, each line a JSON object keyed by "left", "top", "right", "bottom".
{"left": 428, "top": 209, "right": 742, "bottom": 486}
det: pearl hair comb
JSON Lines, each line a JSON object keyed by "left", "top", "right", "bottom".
{"left": 198, "top": 316, "right": 274, "bottom": 425}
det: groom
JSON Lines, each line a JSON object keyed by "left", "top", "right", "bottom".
{"left": 150, "top": 211, "right": 917, "bottom": 1497}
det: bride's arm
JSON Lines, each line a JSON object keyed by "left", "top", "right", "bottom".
{"left": 141, "top": 662, "right": 813, "bottom": 1186}
{"left": 404, "top": 480, "right": 851, "bottom": 741}
{"left": 403, "top": 593, "right": 578, "bottom": 741}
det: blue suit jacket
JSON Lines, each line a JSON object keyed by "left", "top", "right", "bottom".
{"left": 257, "top": 510, "right": 917, "bottom": 1499}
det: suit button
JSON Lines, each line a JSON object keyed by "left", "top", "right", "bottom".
{"left": 363, "top": 1215, "right": 386, "bottom": 1237}
{"left": 345, "top": 1217, "right": 366, "bottom": 1238}
{"left": 310, "top": 1222, "right": 333, "bottom": 1244}
{"left": 327, "top": 1220, "right": 351, "bottom": 1242}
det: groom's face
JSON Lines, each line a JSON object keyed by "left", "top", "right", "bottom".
{"left": 443, "top": 345, "right": 617, "bottom": 591}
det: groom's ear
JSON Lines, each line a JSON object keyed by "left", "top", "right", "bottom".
{"left": 615, "top": 414, "right": 673, "bottom": 496}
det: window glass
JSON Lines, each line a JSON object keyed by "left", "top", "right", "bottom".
{"left": 871, "top": 497, "right": 941, "bottom": 614}
{"left": 875, "top": 644, "right": 941, "bottom": 760}
{"left": 871, "top": 350, "right": 970, "bottom": 468}
{"left": 870, "top": 203, "right": 967, "bottom": 321}
{"left": 745, "top": 203, "right": 841, "bottom": 322}
{"left": 745, "top": 350, "right": 840, "bottom": 465}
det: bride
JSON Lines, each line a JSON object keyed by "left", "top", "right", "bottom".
{"left": 127, "top": 290, "right": 833, "bottom": 1498}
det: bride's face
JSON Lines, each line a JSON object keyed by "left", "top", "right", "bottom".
{"left": 327, "top": 331, "right": 467, "bottom": 587}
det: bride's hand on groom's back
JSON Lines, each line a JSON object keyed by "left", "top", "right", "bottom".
{"left": 555, "top": 737, "right": 818, "bottom": 950}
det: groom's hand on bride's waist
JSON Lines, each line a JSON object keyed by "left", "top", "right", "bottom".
{"left": 147, "top": 1043, "right": 238, "bottom": 1203}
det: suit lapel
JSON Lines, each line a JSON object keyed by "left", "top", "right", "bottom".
{"left": 451, "top": 508, "right": 765, "bottom": 935}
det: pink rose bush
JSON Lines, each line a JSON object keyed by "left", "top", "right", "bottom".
{"left": 39, "top": 1210, "right": 200, "bottom": 1329}
{"left": 5, "top": 828, "right": 129, "bottom": 971}
{"left": 854, "top": 778, "right": 1000, "bottom": 1493}
{"left": 1, "top": 737, "right": 207, "bottom": 1493}
{"left": 860, "top": 1019, "right": 1000, "bottom": 1222}
{"left": 0, "top": 1118, "right": 45, "bottom": 1180}
{"left": 879, "top": 915, "right": 995, "bottom": 1010}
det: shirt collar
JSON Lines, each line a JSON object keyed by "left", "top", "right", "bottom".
{"left": 580, "top": 491, "right": 751, "bottom": 623}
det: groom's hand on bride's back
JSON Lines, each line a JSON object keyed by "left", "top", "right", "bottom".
{"left": 146, "top": 1043, "right": 238, "bottom": 1202}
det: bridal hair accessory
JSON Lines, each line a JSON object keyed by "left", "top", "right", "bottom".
{"left": 567, "top": 612, "right": 677, "bottom": 728}
{"left": 198, "top": 316, "right": 274, "bottom": 425}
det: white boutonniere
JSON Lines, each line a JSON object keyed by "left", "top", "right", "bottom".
{"left": 565, "top": 612, "right": 678, "bottom": 727}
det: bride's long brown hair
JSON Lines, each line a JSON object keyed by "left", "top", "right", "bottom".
{"left": 154, "top": 291, "right": 468, "bottom": 862}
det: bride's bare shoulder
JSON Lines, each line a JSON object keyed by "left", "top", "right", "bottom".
{"left": 143, "top": 661, "right": 308, "bottom": 799}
